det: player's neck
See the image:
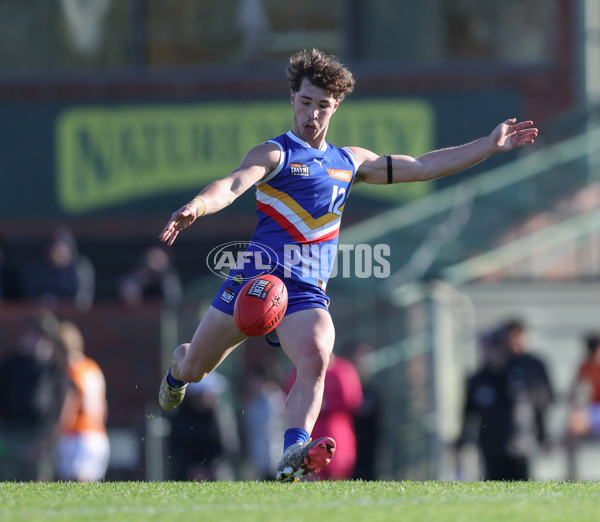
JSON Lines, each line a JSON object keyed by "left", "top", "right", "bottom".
{"left": 290, "top": 129, "right": 328, "bottom": 151}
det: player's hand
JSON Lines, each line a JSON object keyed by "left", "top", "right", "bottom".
{"left": 159, "top": 203, "right": 198, "bottom": 246}
{"left": 492, "top": 118, "right": 538, "bottom": 152}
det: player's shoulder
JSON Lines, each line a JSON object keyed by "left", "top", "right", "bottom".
{"left": 244, "top": 141, "right": 282, "bottom": 169}
{"left": 250, "top": 140, "right": 282, "bottom": 155}
{"left": 345, "top": 146, "right": 379, "bottom": 166}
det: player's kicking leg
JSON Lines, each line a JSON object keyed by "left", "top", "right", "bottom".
{"left": 158, "top": 305, "right": 246, "bottom": 410}
{"left": 274, "top": 307, "right": 337, "bottom": 482}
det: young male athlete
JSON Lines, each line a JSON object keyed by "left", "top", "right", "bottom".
{"left": 158, "top": 48, "right": 538, "bottom": 482}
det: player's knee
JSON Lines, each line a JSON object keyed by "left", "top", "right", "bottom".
{"left": 172, "top": 343, "right": 190, "bottom": 363}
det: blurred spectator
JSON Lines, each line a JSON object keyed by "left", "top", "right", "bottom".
{"left": 504, "top": 318, "right": 554, "bottom": 412}
{"left": 0, "top": 309, "right": 72, "bottom": 481}
{"left": 503, "top": 318, "right": 554, "bottom": 452}
{"left": 285, "top": 352, "right": 363, "bottom": 480}
{"left": 118, "top": 246, "right": 181, "bottom": 307}
{"left": 348, "top": 342, "right": 381, "bottom": 480}
{"left": 457, "top": 322, "right": 553, "bottom": 481}
{"left": 27, "top": 227, "right": 95, "bottom": 312}
{"left": 0, "top": 234, "right": 22, "bottom": 301}
{"left": 566, "top": 334, "right": 600, "bottom": 479}
{"left": 240, "top": 367, "right": 285, "bottom": 480}
{"left": 167, "top": 372, "right": 239, "bottom": 481}
{"left": 568, "top": 334, "right": 600, "bottom": 434}
{"left": 54, "top": 321, "right": 109, "bottom": 482}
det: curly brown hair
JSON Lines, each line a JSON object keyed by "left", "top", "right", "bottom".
{"left": 287, "top": 49, "right": 355, "bottom": 100}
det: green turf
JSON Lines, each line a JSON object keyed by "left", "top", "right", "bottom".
{"left": 1, "top": 480, "right": 599, "bottom": 522}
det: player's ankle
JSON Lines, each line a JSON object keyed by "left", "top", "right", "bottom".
{"left": 283, "top": 427, "right": 309, "bottom": 451}
{"left": 166, "top": 367, "right": 186, "bottom": 388}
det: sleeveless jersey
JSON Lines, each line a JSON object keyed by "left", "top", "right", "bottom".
{"left": 251, "top": 131, "right": 358, "bottom": 289}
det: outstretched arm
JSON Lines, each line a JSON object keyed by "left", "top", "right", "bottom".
{"left": 159, "top": 142, "right": 280, "bottom": 246}
{"left": 352, "top": 118, "right": 538, "bottom": 185}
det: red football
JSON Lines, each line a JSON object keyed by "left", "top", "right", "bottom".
{"left": 233, "top": 275, "right": 288, "bottom": 337}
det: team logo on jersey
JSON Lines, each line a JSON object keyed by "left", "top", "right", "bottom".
{"left": 327, "top": 169, "right": 352, "bottom": 182}
{"left": 290, "top": 162, "right": 311, "bottom": 177}
{"left": 232, "top": 273, "right": 245, "bottom": 286}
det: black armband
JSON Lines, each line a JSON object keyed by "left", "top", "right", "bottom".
{"left": 386, "top": 155, "right": 393, "bottom": 184}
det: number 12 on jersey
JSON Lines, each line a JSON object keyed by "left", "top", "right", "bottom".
{"left": 328, "top": 185, "right": 346, "bottom": 215}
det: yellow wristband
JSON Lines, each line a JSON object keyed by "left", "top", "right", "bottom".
{"left": 191, "top": 196, "right": 206, "bottom": 218}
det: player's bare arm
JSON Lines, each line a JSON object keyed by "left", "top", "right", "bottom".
{"left": 352, "top": 118, "right": 538, "bottom": 185}
{"left": 159, "top": 142, "right": 281, "bottom": 246}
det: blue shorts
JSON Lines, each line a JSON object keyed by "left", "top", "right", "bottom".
{"left": 211, "top": 266, "right": 330, "bottom": 317}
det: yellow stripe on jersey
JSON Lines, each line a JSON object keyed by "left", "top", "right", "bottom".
{"left": 256, "top": 183, "right": 345, "bottom": 230}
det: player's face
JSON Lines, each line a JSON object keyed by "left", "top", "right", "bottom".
{"left": 291, "top": 78, "right": 339, "bottom": 148}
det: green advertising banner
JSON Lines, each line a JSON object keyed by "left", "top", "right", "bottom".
{"left": 55, "top": 99, "right": 434, "bottom": 214}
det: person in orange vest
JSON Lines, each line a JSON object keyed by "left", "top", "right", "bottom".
{"left": 54, "top": 321, "right": 109, "bottom": 482}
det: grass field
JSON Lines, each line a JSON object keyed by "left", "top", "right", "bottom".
{"left": 1, "top": 480, "right": 599, "bottom": 522}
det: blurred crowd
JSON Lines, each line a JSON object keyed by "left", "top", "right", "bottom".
{"left": 456, "top": 319, "right": 554, "bottom": 481}
{"left": 0, "top": 226, "right": 183, "bottom": 482}
{"left": 456, "top": 318, "right": 600, "bottom": 481}
{"left": 0, "top": 309, "right": 109, "bottom": 482}
{"left": 0, "top": 227, "right": 182, "bottom": 311}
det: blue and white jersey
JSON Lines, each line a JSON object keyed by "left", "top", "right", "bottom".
{"left": 251, "top": 131, "right": 358, "bottom": 289}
